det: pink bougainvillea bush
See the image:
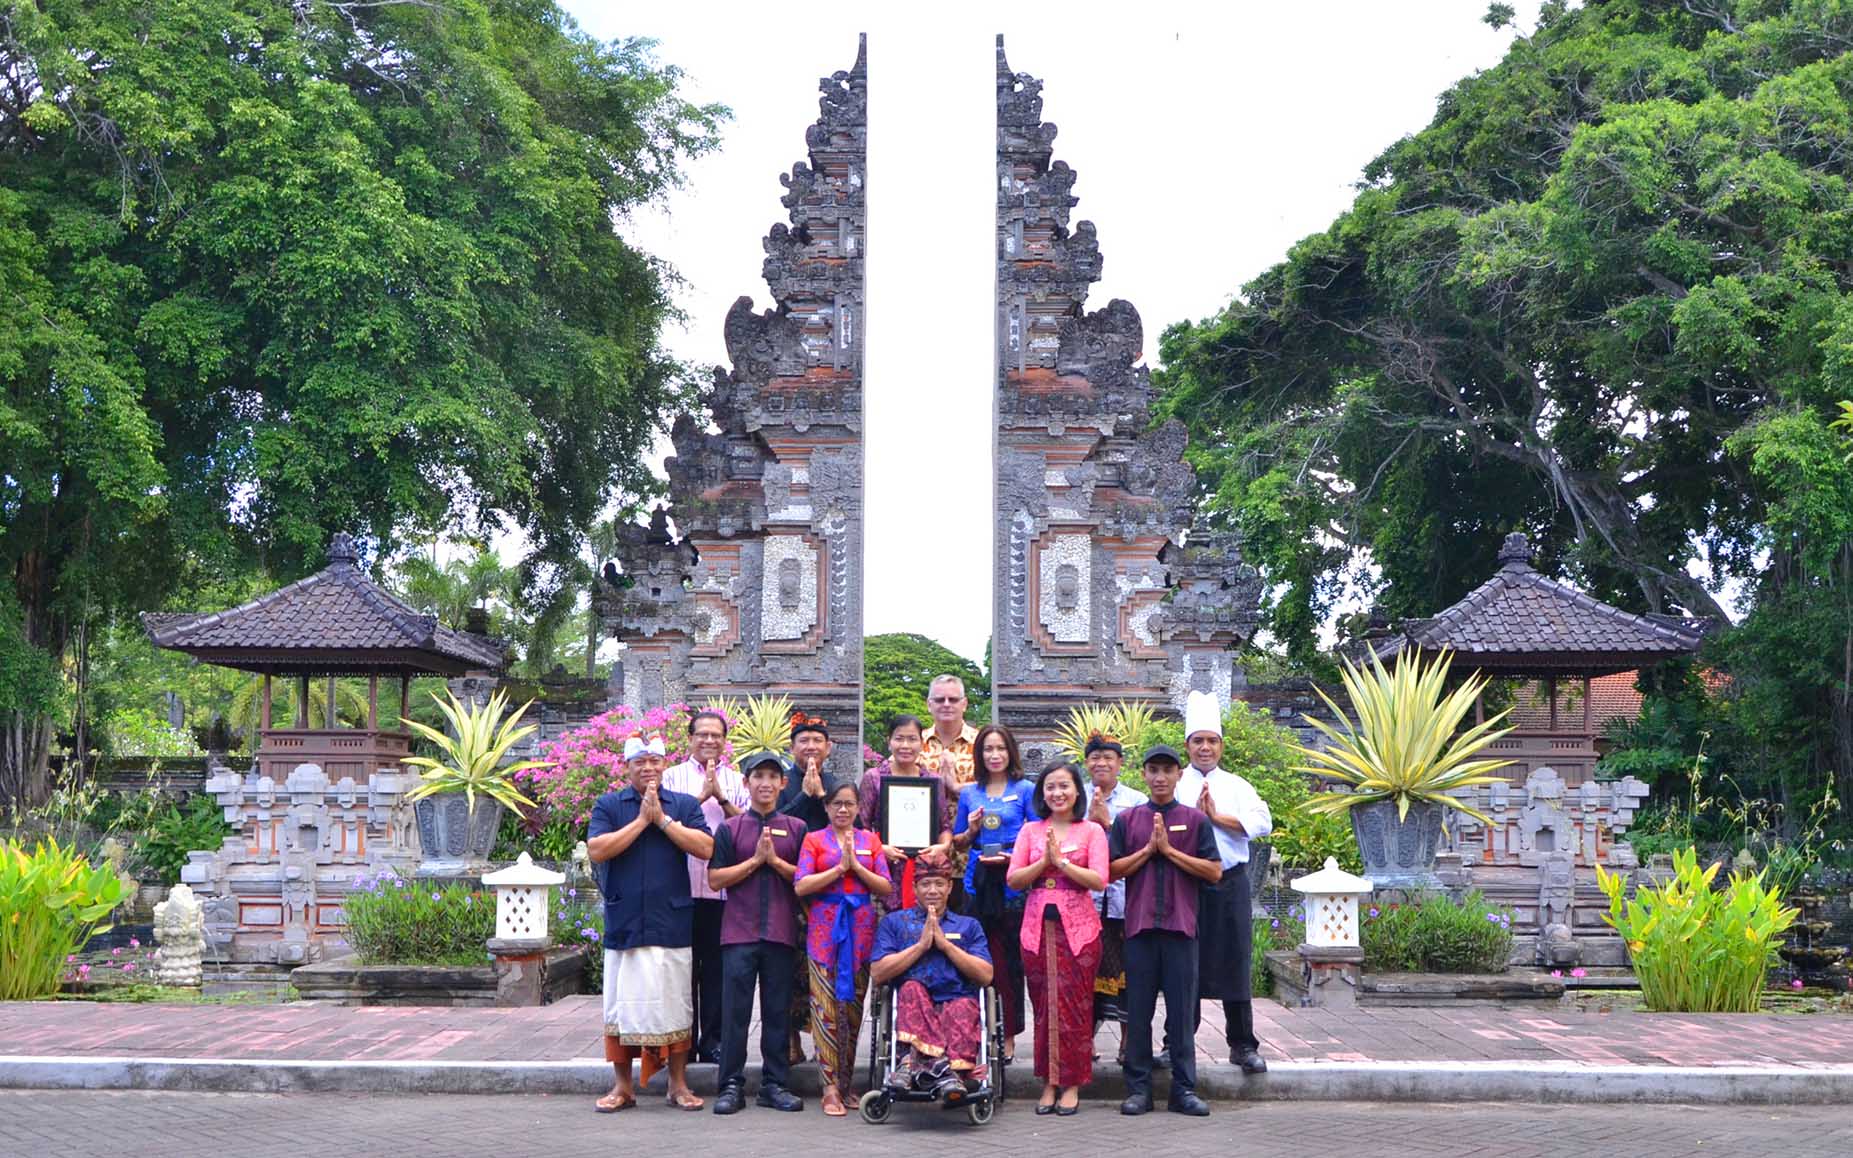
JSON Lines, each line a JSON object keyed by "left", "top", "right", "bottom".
{"left": 516, "top": 703, "right": 734, "bottom": 828}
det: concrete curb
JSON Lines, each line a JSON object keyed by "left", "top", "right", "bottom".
{"left": 5, "top": 1056, "right": 1852, "bottom": 1105}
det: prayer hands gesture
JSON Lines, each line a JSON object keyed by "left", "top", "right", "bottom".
{"left": 918, "top": 907, "right": 939, "bottom": 948}
{"left": 1196, "top": 784, "right": 1218, "bottom": 822}
{"left": 1148, "top": 818, "right": 1171, "bottom": 855}
{"left": 702, "top": 761, "right": 724, "bottom": 804}
{"left": 801, "top": 757, "right": 825, "bottom": 799}
{"left": 837, "top": 830, "right": 857, "bottom": 877}
{"left": 754, "top": 826, "right": 776, "bottom": 865}
{"left": 936, "top": 751, "right": 958, "bottom": 780}
{"left": 1087, "top": 790, "right": 1110, "bottom": 828}
{"left": 640, "top": 785, "right": 664, "bottom": 827}
{"left": 1044, "top": 826, "right": 1063, "bottom": 867}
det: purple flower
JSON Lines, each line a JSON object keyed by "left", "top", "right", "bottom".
{"left": 1485, "top": 912, "right": 1500, "bottom": 923}
{"left": 1270, "top": 919, "right": 1280, "bottom": 929}
{"left": 1368, "top": 907, "right": 1379, "bottom": 919}
{"left": 1570, "top": 967, "right": 1587, "bottom": 979}
{"left": 567, "top": 888, "right": 577, "bottom": 898}
{"left": 1792, "top": 979, "right": 1805, "bottom": 990}
{"left": 1550, "top": 969, "right": 1563, "bottom": 978}
{"left": 66, "top": 955, "right": 76, "bottom": 963}
{"left": 122, "top": 964, "right": 136, "bottom": 973}
{"left": 129, "top": 937, "right": 140, "bottom": 948}
{"left": 431, "top": 892, "right": 441, "bottom": 901}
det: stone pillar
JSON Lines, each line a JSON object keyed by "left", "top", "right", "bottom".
{"left": 487, "top": 936, "right": 555, "bottom": 1008}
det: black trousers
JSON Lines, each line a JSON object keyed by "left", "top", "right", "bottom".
{"left": 1191, "top": 864, "right": 1260, "bottom": 1055}
{"left": 1123, "top": 930, "right": 1200, "bottom": 1099}
{"left": 692, "top": 898, "right": 725, "bottom": 1054}
{"left": 719, "top": 942, "right": 797, "bottom": 1092}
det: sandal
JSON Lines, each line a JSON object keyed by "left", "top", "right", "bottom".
{"left": 821, "top": 1089, "right": 847, "bottom": 1117}
{"left": 665, "top": 1089, "right": 704, "bottom": 1111}
{"left": 593, "top": 1091, "right": 635, "bottom": 1114}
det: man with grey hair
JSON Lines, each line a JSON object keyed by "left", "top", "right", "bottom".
{"left": 922, "top": 674, "right": 978, "bottom": 785}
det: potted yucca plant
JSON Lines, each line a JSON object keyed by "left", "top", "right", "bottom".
{"left": 402, "top": 689, "right": 548, "bottom": 875}
{"left": 713, "top": 693, "right": 796, "bottom": 757}
{"left": 1295, "top": 649, "right": 1514, "bottom": 888}
{"left": 1051, "top": 700, "right": 1158, "bottom": 764}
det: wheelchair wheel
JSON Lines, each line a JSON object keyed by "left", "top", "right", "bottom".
{"left": 966, "top": 1098, "right": 995, "bottom": 1126}
{"left": 858, "top": 1089, "right": 893, "bottom": 1124}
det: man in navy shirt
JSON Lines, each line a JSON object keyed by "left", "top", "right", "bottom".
{"left": 705, "top": 751, "right": 807, "bottom": 1114}
{"left": 587, "top": 735, "right": 714, "bottom": 1113}
{"left": 871, "top": 849, "right": 994, "bottom": 1101}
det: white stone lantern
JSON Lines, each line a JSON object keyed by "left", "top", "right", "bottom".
{"left": 1291, "top": 856, "right": 1375, "bottom": 949}
{"left": 482, "top": 852, "right": 565, "bottom": 945}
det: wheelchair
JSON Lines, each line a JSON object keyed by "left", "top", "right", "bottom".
{"left": 857, "top": 982, "right": 1009, "bottom": 1126}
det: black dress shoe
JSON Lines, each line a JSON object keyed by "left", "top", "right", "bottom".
{"left": 1119, "top": 1093, "right": 1152, "bottom": 1116}
{"left": 1233, "top": 1049, "right": 1268, "bottom": 1074}
{"left": 1056, "top": 1102, "right": 1079, "bottom": 1117}
{"left": 1153, "top": 1049, "right": 1172, "bottom": 1070}
{"left": 756, "top": 1084, "right": 803, "bottom": 1112}
{"left": 696, "top": 1043, "right": 721, "bottom": 1066}
{"left": 1035, "top": 1101, "right": 1057, "bottom": 1116}
{"left": 712, "top": 1083, "right": 745, "bottom": 1115}
{"left": 1168, "top": 1090, "right": 1211, "bottom": 1117}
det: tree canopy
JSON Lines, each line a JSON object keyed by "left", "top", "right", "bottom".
{"left": 1156, "top": 0, "right": 1853, "bottom": 813}
{"left": 0, "top": 0, "right": 723, "bottom": 802}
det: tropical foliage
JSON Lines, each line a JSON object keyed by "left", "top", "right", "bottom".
{"left": 1155, "top": 0, "right": 1853, "bottom": 826}
{"left": 712, "top": 694, "right": 793, "bottom": 758}
{"left": 342, "top": 870, "right": 495, "bottom": 967}
{"left": 1297, "top": 650, "right": 1514, "bottom": 824}
{"left": 0, "top": 0, "right": 724, "bottom": 806}
{"left": 1051, "top": 701, "right": 1159, "bottom": 765}
{"left": 519, "top": 702, "right": 713, "bottom": 829}
{"left": 1596, "top": 848, "right": 1798, "bottom": 1012}
{"left": 0, "top": 837, "right": 127, "bottom": 999}
{"left": 401, "top": 690, "right": 546, "bottom": 815}
{"left": 1361, "top": 892, "right": 1515, "bottom": 974}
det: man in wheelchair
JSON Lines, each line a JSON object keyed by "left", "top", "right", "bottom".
{"left": 869, "top": 849, "right": 994, "bottom": 1102}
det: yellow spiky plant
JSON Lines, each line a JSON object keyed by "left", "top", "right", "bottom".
{"left": 1295, "top": 649, "right": 1514, "bottom": 824}
{"left": 1052, "top": 700, "right": 1160, "bottom": 763}
{"left": 709, "top": 694, "right": 795, "bottom": 757}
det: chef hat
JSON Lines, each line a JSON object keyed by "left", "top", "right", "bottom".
{"left": 623, "top": 735, "right": 667, "bottom": 762}
{"left": 1184, "top": 691, "right": 1222, "bottom": 741}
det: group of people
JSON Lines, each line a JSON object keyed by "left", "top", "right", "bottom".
{"left": 585, "top": 677, "right": 1271, "bottom": 1120}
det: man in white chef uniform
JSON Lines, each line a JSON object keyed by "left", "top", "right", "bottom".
{"left": 1175, "top": 691, "right": 1273, "bottom": 1074}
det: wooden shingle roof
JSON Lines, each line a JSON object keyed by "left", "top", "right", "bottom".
{"left": 1366, "top": 534, "right": 1709, "bottom": 677}
{"left": 142, "top": 534, "right": 506, "bottom": 676}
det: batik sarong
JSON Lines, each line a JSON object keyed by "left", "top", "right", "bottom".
{"left": 894, "top": 979, "right": 983, "bottom": 1073}
{"left": 807, "top": 956, "right": 869, "bottom": 1096}
{"left": 1025, "top": 911, "right": 1103, "bottom": 1088}
{"left": 1092, "top": 915, "right": 1127, "bottom": 1024}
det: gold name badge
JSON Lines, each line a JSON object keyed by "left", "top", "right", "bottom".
{"left": 1168, "top": 824, "right": 1188, "bottom": 832}
{"left": 1061, "top": 845, "right": 1078, "bottom": 853}
{"left": 768, "top": 829, "right": 788, "bottom": 836}
{"left": 945, "top": 932, "right": 961, "bottom": 941}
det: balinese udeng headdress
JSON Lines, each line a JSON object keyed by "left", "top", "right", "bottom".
{"left": 623, "top": 735, "right": 667, "bottom": 762}
{"left": 1084, "top": 730, "right": 1123, "bottom": 757}
{"left": 789, "top": 711, "right": 829, "bottom": 741}
{"left": 913, "top": 848, "right": 954, "bottom": 882}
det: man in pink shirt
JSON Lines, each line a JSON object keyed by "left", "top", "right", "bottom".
{"left": 660, "top": 708, "right": 748, "bottom": 1064}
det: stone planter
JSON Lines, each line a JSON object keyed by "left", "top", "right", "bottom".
{"left": 290, "top": 946, "right": 589, "bottom": 1007}
{"left": 412, "top": 795, "right": 505, "bottom": 876}
{"left": 1348, "top": 798, "right": 1448, "bottom": 890}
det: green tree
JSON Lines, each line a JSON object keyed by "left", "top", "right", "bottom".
{"left": 1156, "top": 0, "right": 1853, "bottom": 810}
{"left": 0, "top": 1, "right": 723, "bottom": 803}
{"left": 863, "top": 633, "right": 989, "bottom": 755}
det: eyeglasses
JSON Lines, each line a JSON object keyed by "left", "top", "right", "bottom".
{"left": 928, "top": 696, "right": 964, "bottom": 705}
{"left": 827, "top": 799, "right": 858, "bottom": 810}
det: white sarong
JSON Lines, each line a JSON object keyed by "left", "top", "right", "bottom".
{"left": 603, "top": 946, "right": 694, "bottom": 1046}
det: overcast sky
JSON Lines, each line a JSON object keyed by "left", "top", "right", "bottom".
{"left": 557, "top": 1, "right": 1540, "bottom": 664}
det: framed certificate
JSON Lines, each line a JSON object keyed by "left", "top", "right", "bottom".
{"left": 879, "top": 776, "right": 941, "bottom": 855}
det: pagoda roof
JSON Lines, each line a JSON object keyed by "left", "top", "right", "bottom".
{"left": 1364, "top": 534, "right": 1710, "bottom": 677}
{"left": 141, "top": 534, "right": 506, "bottom": 676}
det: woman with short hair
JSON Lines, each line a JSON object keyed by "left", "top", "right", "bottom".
{"left": 794, "top": 780, "right": 894, "bottom": 1115}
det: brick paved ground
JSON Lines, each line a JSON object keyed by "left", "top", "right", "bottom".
{"left": 5, "top": 995, "right": 1851, "bottom": 1068}
{"left": 2, "top": 1091, "right": 1849, "bottom": 1158}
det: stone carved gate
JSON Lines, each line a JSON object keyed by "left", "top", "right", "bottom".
{"left": 601, "top": 38, "right": 1262, "bottom": 775}
{"left": 601, "top": 39, "right": 868, "bottom": 777}
{"left": 991, "top": 37, "right": 1261, "bottom": 769}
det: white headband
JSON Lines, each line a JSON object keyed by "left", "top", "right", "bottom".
{"left": 623, "top": 736, "right": 667, "bottom": 762}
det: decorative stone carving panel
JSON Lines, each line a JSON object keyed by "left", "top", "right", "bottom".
{"left": 1036, "top": 532, "right": 1092, "bottom": 645}
{"left": 760, "top": 534, "right": 820, "bottom": 643}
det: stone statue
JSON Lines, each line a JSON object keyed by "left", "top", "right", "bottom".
{"left": 777, "top": 555, "right": 803, "bottom": 611}
{"left": 153, "top": 883, "right": 207, "bottom": 987}
{"left": 1054, "top": 562, "right": 1081, "bottom": 612}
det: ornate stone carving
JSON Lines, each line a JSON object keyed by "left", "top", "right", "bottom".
{"left": 601, "top": 39, "right": 866, "bottom": 777}
{"left": 991, "top": 37, "right": 1262, "bottom": 760}
{"left": 153, "top": 883, "right": 206, "bottom": 987}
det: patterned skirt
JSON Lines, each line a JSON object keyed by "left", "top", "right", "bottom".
{"left": 806, "top": 957, "right": 869, "bottom": 1096}
{"left": 1024, "top": 911, "right": 1103, "bottom": 1088}
{"left": 895, "top": 979, "right": 983, "bottom": 1072}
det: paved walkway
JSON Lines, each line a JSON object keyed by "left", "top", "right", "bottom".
{"left": 5, "top": 1091, "right": 1853, "bottom": 1158}
{"left": 5, "top": 995, "right": 1851, "bottom": 1068}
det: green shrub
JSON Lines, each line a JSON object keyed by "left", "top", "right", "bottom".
{"left": 555, "top": 887, "right": 605, "bottom": 992}
{"left": 1251, "top": 908, "right": 1306, "bottom": 997}
{"left": 136, "top": 795, "right": 234, "bottom": 887}
{"left": 1361, "top": 891, "right": 1513, "bottom": 974}
{"left": 343, "top": 872, "right": 495, "bottom": 966}
{"left": 0, "top": 838, "right": 127, "bottom": 1000}
{"left": 1596, "top": 847, "right": 1797, "bottom": 1012}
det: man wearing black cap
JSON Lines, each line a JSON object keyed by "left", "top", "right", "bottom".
{"left": 706, "top": 752, "right": 809, "bottom": 1114}
{"left": 1108, "top": 744, "right": 1222, "bottom": 1117}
